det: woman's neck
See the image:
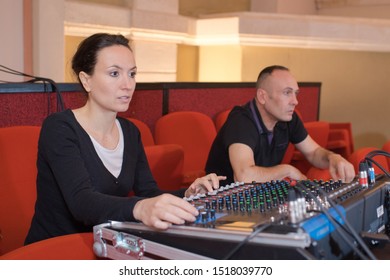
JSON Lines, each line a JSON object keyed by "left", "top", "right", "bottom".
{"left": 72, "top": 105, "right": 119, "bottom": 149}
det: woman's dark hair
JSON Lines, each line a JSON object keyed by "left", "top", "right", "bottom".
{"left": 71, "top": 33, "right": 131, "bottom": 84}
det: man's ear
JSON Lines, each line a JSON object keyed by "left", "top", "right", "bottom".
{"left": 256, "top": 88, "right": 266, "bottom": 105}
{"left": 79, "top": 71, "right": 91, "bottom": 93}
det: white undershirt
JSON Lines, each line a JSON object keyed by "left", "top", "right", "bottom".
{"left": 89, "top": 119, "right": 124, "bottom": 178}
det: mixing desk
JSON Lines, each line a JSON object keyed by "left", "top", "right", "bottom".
{"left": 93, "top": 176, "right": 390, "bottom": 260}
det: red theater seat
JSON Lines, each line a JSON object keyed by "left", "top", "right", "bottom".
{"left": 0, "top": 232, "right": 97, "bottom": 260}
{"left": 281, "top": 143, "right": 295, "bottom": 164}
{"left": 144, "top": 145, "right": 184, "bottom": 190}
{"left": 348, "top": 147, "right": 389, "bottom": 175}
{"left": 127, "top": 118, "right": 184, "bottom": 191}
{"left": 214, "top": 108, "right": 231, "bottom": 132}
{"left": 155, "top": 111, "right": 217, "bottom": 186}
{"left": 327, "top": 122, "right": 354, "bottom": 158}
{"left": 306, "top": 167, "right": 332, "bottom": 181}
{"left": 0, "top": 126, "right": 41, "bottom": 256}
{"left": 127, "top": 117, "right": 155, "bottom": 147}
{"left": 291, "top": 121, "right": 330, "bottom": 174}
{"left": 382, "top": 140, "right": 390, "bottom": 168}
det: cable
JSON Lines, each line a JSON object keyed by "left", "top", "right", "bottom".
{"left": 222, "top": 223, "right": 270, "bottom": 260}
{"left": 366, "top": 149, "right": 390, "bottom": 159}
{"left": 297, "top": 181, "right": 369, "bottom": 259}
{"left": 296, "top": 181, "right": 375, "bottom": 260}
{"left": 0, "top": 64, "right": 65, "bottom": 112}
{"left": 362, "top": 150, "right": 390, "bottom": 178}
{"left": 304, "top": 180, "right": 377, "bottom": 260}
{"left": 365, "top": 157, "right": 390, "bottom": 177}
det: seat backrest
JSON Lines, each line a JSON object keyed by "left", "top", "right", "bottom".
{"left": 0, "top": 126, "right": 41, "bottom": 255}
{"left": 290, "top": 121, "right": 330, "bottom": 174}
{"left": 144, "top": 144, "right": 184, "bottom": 190}
{"left": 281, "top": 143, "right": 295, "bottom": 164}
{"left": 305, "top": 166, "right": 332, "bottom": 181}
{"left": 155, "top": 111, "right": 217, "bottom": 176}
{"left": 0, "top": 232, "right": 96, "bottom": 260}
{"left": 126, "top": 118, "right": 155, "bottom": 146}
{"left": 329, "top": 122, "right": 354, "bottom": 154}
{"left": 348, "top": 147, "right": 389, "bottom": 175}
{"left": 304, "top": 121, "right": 330, "bottom": 148}
{"left": 382, "top": 140, "right": 390, "bottom": 168}
{"left": 126, "top": 118, "right": 184, "bottom": 190}
{"left": 214, "top": 108, "right": 231, "bottom": 132}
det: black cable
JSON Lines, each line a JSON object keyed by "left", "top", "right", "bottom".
{"left": 298, "top": 182, "right": 369, "bottom": 259}
{"left": 0, "top": 66, "right": 25, "bottom": 77}
{"left": 362, "top": 150, "right": 390, "bottom": 178}
{"left": 0, "top": 64, "right": 65, "bottom": 112}
{"left": 222, "top": 223, "right": 270, "bottom": 260}
{"left": 304, "top": 180, "right": 377, "bottom": 260}
{"left": 42, "top": 81, "right": 49, "bottom": 119}
{"left": 365, "top": 157, "right": 390, "bottom": 178}
{"left": 366, "top": 149, "right": 390, "bottom": 159}
{"left": 307, "top": 207, "right": 354, "bottom": 239}
{"left": 296, "top": 181, "right": 373, "bottom": 260}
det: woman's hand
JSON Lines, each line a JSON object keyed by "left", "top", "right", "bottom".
{"left": 133, "top": 193, "right": 198, "bottom": 230}
{"left": 133, "top": 173, "right": 226, "bottom": 230}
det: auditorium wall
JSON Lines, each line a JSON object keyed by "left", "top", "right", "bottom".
{"left": 179, "top": 44, "right": 390, "bottom": 150}
{"left": 64, "top": 35, "right": 390, "bottom": 150}
{"left": 3, "top": 0, "right": 390, "bottom": 151}
{"left": 239, "top": 46, "right": 390, "bottom": 151}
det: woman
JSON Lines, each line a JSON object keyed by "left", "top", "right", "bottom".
{"left": 25, "top": 33, "right": 225, "bottom": 245}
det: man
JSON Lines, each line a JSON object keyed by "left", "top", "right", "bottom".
{"left": 205, "top": 65, "right": 355, "bottom": 185}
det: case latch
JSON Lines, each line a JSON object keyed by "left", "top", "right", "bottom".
{"left": 112, "top": 232, "right": 145, "bottom": 259}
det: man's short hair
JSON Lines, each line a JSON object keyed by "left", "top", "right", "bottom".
{"left": 256, "top": 65, "right": 289, "bottom": 89}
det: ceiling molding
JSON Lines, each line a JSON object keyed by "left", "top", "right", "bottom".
{"left": 64, "top": 2, "right": 390, "bottom": 52}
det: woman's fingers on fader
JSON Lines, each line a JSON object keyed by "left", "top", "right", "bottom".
{"left": 160, "top": 201, "right": 198, "bottom": 225}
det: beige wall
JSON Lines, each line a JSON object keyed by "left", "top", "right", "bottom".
{"left": 179, "top": 0, "right": 250, "bottom": 17}
{"left": 43, "top": 0, "right": 390, "bottom": 151}
{"left": 197, "top": 45, "right": 243, "bottom": 82}
{"left": 318, "top": 2, "right": 390, "bottom": 19}
{"left": 70, "top": 0, "right": 128, "bottom": 6}
{"left": 32, "top": 0, "right": 65, "bottom": 82}
{"left": 176, "top": 45, "right": 199, "bottom": 81}
{"left": 159, "top": 43, "right": 390, "bottom": 150}
{"left": 251, "top": 0, "right": 316, "bottom": 15}
{"left": 240, "top": 46, "right": 390, "bottom": 149}
{"left": 64, "top": 36, "right": 84, "bottom": 83}
{"left": 0, "top": 0, "right": 24, "bottom": 82}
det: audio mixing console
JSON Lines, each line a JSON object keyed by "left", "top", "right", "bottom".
{"left": 93, "top": 176, "right": 390, "bottom": 260}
